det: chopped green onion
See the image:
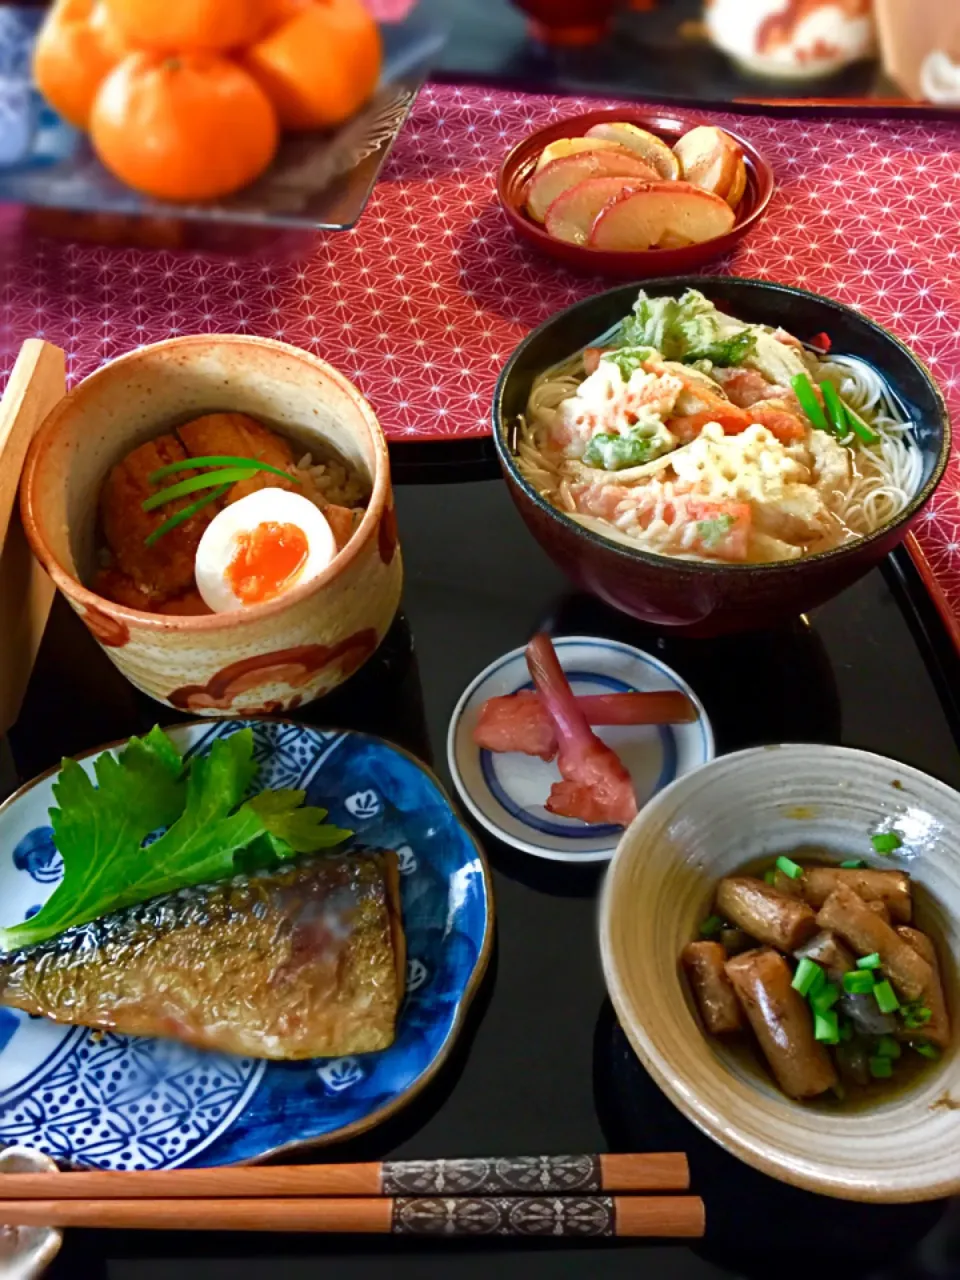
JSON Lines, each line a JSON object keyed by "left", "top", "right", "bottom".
{"left": 871, "top": 832, "right": 902, "bottom": 855}
{"left": 868, "top": 1055, "right": 894, "bottom": 1079}
{"left": 764, "top": 868, "right": 777, "bottom": 886}
{"left": 147, "top": 455, "right": 296, "bottom": 484}
{"left": 792, "top": 956, "right": 823, "bottom": 998}
{"left": 842, "top": 400, "right": 880, "bottom": 446}
{"left": 820, "top": 380, "right": 848, "bottom": 436}
{"left": 143, "top": 483, "right": 231, "bottom": 548}
{"left": 874, "top": 980, "right": 900, "bottom": 1014}
{"left": 901, "top": 1003, "right": 932, "bottom": 1029}
{"left": 857, "top": 953, "right": 882, "bottom": 971}
{"left": 843, "top": 970, "right": 876, "bottom": 994}
{"left": 791, "top": 373, "right": 831, "bottom": 432}
{"left": 812, "top": 982, "right": 839, "bottom": 1013}
{"left": 699, "top": 914, "right": 724, "bottom": 939}
{"left": 875, "top": 1035, "right": 901, "bottom": 1060}
{"left": 913, "top": 1042, "right": 941, "bottom": 1061}
{"left": 839, "top": 1020, "right": 854, "bottom": 1042}
{"left": 831, "top": 1082, "right": 847, "bottom": 1102}
{"left": 814, "top": 1009, "right": 840, "bottom": 1044}
{"left": 142, "top": 467, "right": 264, "bottom": 513}
{"left": 840, "top": 859, "right": 865, "bottom": 869}
{"left": 775, "top": 855, "right": 804, "bottom": 880}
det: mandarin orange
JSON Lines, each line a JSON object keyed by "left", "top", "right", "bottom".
{"left": 103, "top": 0, "right": 267, "bottom": 52}
{"left": 244, "top": 0, "right": 381, "bottom": 131}
{"left": 33, "top": 0, "right": 128, "bottom": 129}
{"left": 90, "top": 52, "right": 279, "bottom": 201}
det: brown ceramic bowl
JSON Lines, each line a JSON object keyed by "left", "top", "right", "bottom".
{"left": 497, "top": 108, "right": 774, "bottom": 279}
{"left": 20, "top": 335, "right": 403, "bottom": 714}
{"left": 493, "top": 276, "right": 951, "bottom": 637}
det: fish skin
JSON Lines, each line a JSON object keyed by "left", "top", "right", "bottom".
{"left": 0, "top": 854, "right": 403, "bottom": 1061}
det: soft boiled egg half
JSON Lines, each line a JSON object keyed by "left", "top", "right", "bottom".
{"left": 195, "top": 487, "right": 337, "bottom": 613}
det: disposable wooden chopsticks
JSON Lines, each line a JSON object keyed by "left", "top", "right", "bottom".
{"left": 0, "top": 1152, "right": 688, "bottom": 1200}
{"left": 0, "top": 1154, "right": 703, "bottom": 1238}
{"left": 0, "top": 1195, "right": 704, "bottom": 1239}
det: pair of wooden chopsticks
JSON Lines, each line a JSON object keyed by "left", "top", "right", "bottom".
{"left": 0, "top": 1153, "right": 704, "bottom": 1239}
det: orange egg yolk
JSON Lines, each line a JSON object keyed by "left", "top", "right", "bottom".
{"left": 226, "top": 521, "right": 309, "bottom": 606}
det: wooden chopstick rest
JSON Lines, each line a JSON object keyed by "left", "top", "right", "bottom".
{"left": 0, "top": 1195, "right": 706, "bottom": 1238}
{"left": 0, "top": 1152, "right": 689, "bottom": 1200}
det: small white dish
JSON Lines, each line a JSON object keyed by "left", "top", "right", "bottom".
{"left": 0, "top": 1147, "right": 62, "bottom": 1279}
{"left": 447, "top": 636, "right": 713, "bottom": 862}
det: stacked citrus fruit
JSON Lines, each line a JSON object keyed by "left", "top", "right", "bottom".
{"left": 33, "top": 0, "right": 382, "bottom": 201}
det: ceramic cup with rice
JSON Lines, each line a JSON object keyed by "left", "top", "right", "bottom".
{"left": 20, "top": 335, "right": 403, "bottom": 716}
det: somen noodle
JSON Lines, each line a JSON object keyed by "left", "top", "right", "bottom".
{"left": 516, "top": 290, "right": 923, "bottom": 565}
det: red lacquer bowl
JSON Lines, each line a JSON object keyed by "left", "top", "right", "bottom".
{"left": 497, "top": 107, "right": 775, "bottom": 279}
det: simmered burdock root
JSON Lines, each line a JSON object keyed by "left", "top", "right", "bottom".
{"left": 799, "top": 867, "right": 912, "bottom": 924}
{"left": 97, "top": 433, "right": 221, "bottom": 606}
{"left": 816, "top": 883, "right": 932, "bottom": 1002}
{"left": 725, "top": 948, "right": 838, "bottom": 1099}
{"left": 716, "top": 876, "right": 818, "bottom": 952}
{"left": 896, "top": 926, "right": 952, "bottom": 1049}
{"left": 682, "top": 941, "right": 743, "bottom": 1035}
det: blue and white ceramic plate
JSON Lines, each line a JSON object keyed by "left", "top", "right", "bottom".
{"left": 448, "top": 637, "right": 714, "bottom": 863}
{"left": 0, "top": 721, "right": 492, "bottom": 1170}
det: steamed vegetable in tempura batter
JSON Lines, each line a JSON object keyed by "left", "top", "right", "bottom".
{"left": 517, "top": 290, "right": 923, "bottom": 564}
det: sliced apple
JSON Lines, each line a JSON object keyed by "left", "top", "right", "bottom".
{"left": 726, "top": 156, "right": 748, "bottom": 211}
{"left": 585, "top": 122, "right": 680, "bottom": 181}
{"left": 533, "top": 136, "right": 624, "bottom": 174}
{"left": 673, "top": 126, "right": 743, "bottom": 204}
{"left": 545, "top": 177, "right": 645, "bottom": 245}
{"left": 525, "top": 151, "right": 660, "bottom": 224}
{"left": 589, "top": 181, "right": 736, "bottom": 251}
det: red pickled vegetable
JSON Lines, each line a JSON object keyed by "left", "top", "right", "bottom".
{"left": 808, "top": 331, "right": 832, "bottom": 353}
{"left": 525, "top": 634, "right": 638, "bottom": 828}
{"left": 474, "top": 690, "right": 697, "bottom": 761}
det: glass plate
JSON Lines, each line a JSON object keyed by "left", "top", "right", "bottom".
{"left": 0, "top": 8, "right": 446, "bottom": 230}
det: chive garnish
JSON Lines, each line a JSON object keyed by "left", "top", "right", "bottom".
{"left": 812, "top": 982, "right": 839, "bottom": 1013}
{"left": 144, "top": 483, "right": 231, "bottom": 548}
{"left": 902, "top": 1003, "right": 932, "bottom": 1029}
{"left": 820, "top": 380, "right": 848, "bottom": 437}
{"left": 868, "top": 1055, "right": 893, "bottom": 1079}
{"left": 775, "top": 855, "right": 803, "bottom": 880}
{"left": 876, "top": 1035, "right": 901, "bottom": 1060}
{"left": 840, "top": 859, "right": 865, "bottom": 869}
{"left": 843, "top": 969, "right": 876, "bottom": 995}
{"left": 791, "top": 373, "right": 831, "bottom": 432}
{"left": 814, "top": 1010, "right": 840, "bottom": 1044}
{"left": 871, "top": 832, "right": 902, "bottom": 855}
{"left": 792, "top": 957, "right": 822, "bottom": 997}
{"left": 142, "top": 467, "right": 266, "bottom": 512}
{"left": 148, "top": 455, "right": 296, "bottom": 484}
{"left": 913, "top": 1042, "right": 941, "bottom": 1061}
{"left": 699, "top": 914, "right": 724, "bottom": 939}
{"left": 763, "top": 868, "right": 777, "bottom": 886}
{"left": 857, "top": 953, "right": 882, "bottom": 971}
{"left": 873, "top": 980, "right": 900, "bottom": 1014}
{"left": 842, "top": 400, "right": 880, "bottom": 446}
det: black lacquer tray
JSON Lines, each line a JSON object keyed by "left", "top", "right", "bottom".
{"left": 7, "top": 465, "right": 960, "bottom": 1280}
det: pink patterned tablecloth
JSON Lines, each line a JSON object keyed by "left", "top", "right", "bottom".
{"left": 1, "top": 85, "right": 960, "bottom": 635}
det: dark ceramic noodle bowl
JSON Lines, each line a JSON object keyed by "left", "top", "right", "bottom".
{"left": 493, "top": 277, "right": 951, "bottom": 637}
